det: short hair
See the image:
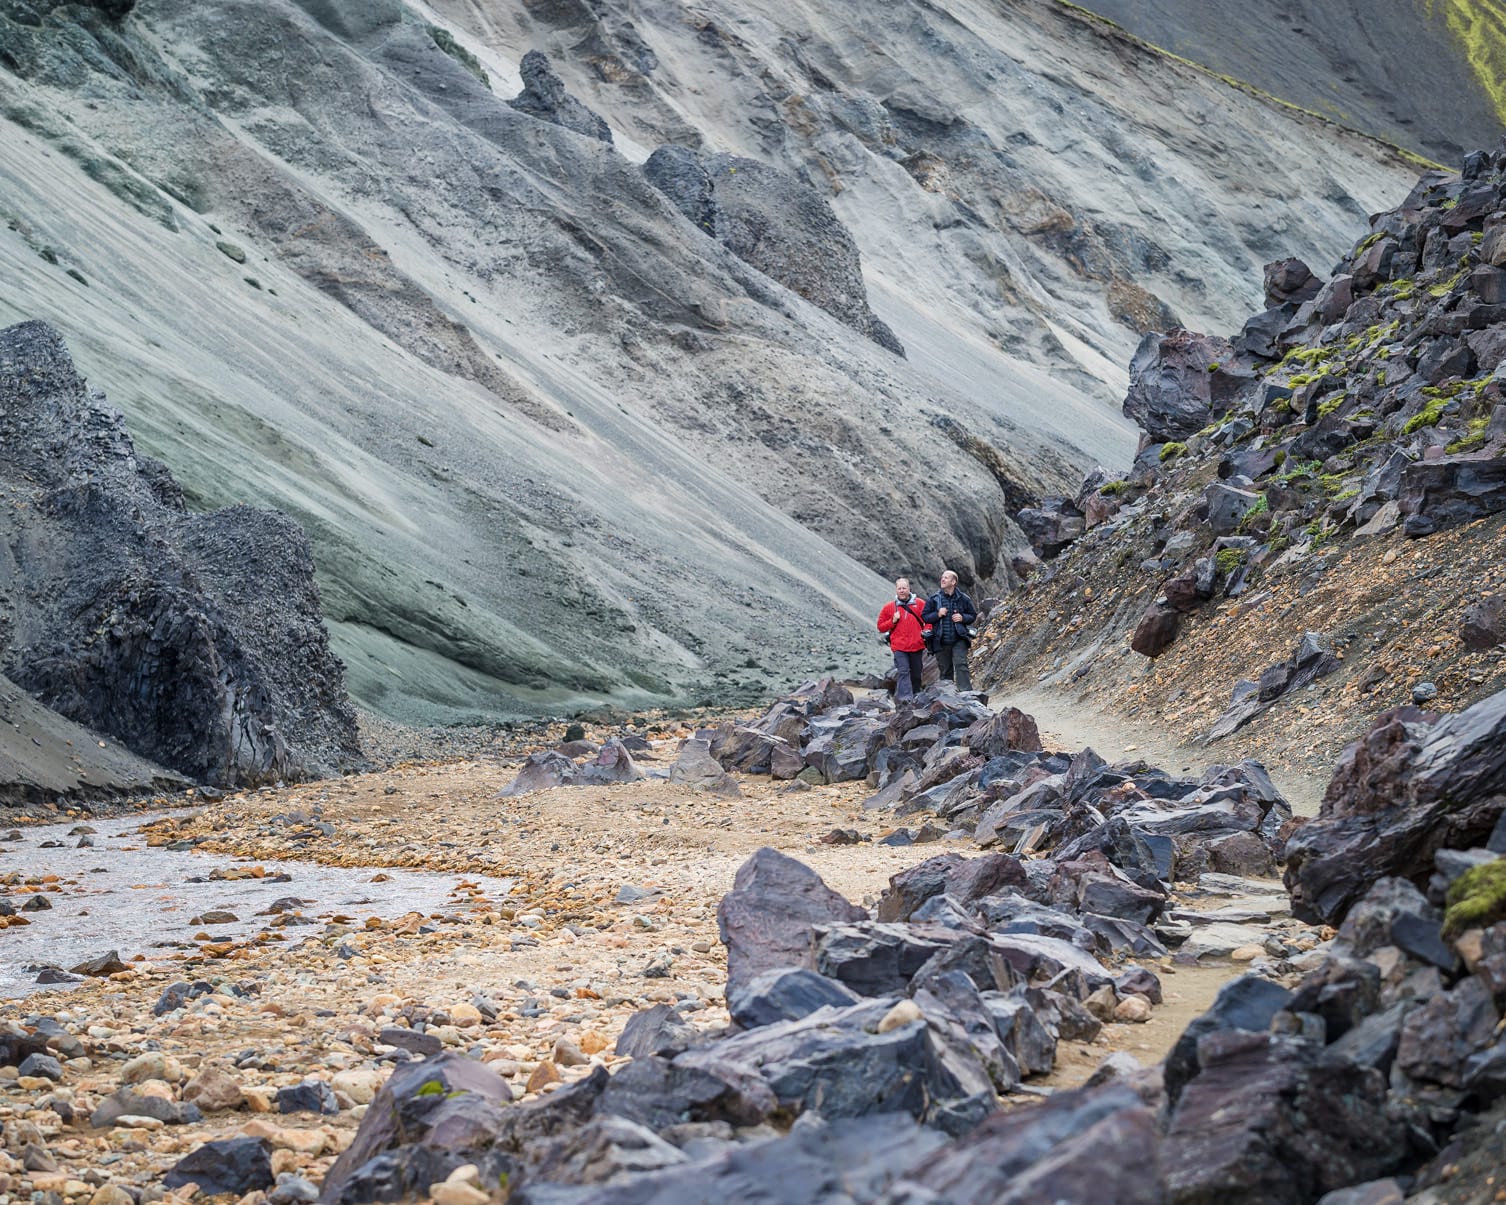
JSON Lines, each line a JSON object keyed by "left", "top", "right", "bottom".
{"left": 940, "top": 569, "right": 958, "bottom": 584}
{"left": 895, "top": 577, "right": 910, "bottom": 589}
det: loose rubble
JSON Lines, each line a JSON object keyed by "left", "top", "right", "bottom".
{"left": 976, "top": 150, "right": 1506, "bottom": 785}
{"left": 3, "top": 664, "right": 1505, "bottom": 1202}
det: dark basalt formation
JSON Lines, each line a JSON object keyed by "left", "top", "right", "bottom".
{"left": 644, "top": 147, "right": 905, "bottom": 356}
{"left": 509, "top": 49, "right": 613, "bottom": 144}
{"left": 132, "top": 677, "right": 1503, "bottom": 1202}
{"left": 979, "top": 149, "right": 1506, "bottom": 743}
{"left": 0, "top": 320, "right": 359, "bottom": 787}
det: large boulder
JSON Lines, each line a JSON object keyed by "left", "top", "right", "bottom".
{"left": 1399, "top": 453, "right": 1506, "bottom": 536}
{"left": 717, "top": 850, "right": 866, "bottom": 995}
{"left": 674, "top": 998, "right": 994, "bottom": 1136}
{"left": 1163, "top": 1032, "right": 1406, "bottom": 1203}
{"left": 885, "top": 1084, "right": 1164, "bottom": 1204}
{"left": 318, "top": 1053, "right": 515, "bottom": 1203}
{"left": 1285, "top": 689, "right": 1506, "bottom": 925}
{"left": 1122, "top": 329, "right": 1239, "bottom": 441}
{"left": 0, "top": 321, "right": 359, "bottom": 786}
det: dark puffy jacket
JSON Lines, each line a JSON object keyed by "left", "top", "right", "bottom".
{"left": 878, "top": 597, "right": 928, "bottom": 653}
{"left": 923, "top": 589, "right": 977, "bottom": 645}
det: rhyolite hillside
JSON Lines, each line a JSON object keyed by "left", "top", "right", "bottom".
{"left": 0, "top": 0, "right": 1418, "bottom": 726}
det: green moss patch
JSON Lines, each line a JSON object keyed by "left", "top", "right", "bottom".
{"left": 429, "top": 25, "right": 490, "bottom": 89}
{"left": 1444, "top": 860, "right": 1506, "bottom": 938}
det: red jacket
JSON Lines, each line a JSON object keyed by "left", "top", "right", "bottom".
{"left": 878, "top": 597, "right": 929, "bottom": 653}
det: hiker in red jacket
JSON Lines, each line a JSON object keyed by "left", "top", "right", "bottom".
{"left": 877, "top": 577, "right": 929, "bottom": 701}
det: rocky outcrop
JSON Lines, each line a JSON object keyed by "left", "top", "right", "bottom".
{"left": 0, "top": 672, "right": 186, "bottom": 807}
{"left": 0, "top": 321, "right": 359, "bottom": 786}
{"left": 643, "top": 147, "right": 904, "bottom": 356}
{"left": 509, "top": 50, "right": 613, "bottom": 144}
{"left": 976, "top": 150, "right": 1506, "bottom": 771}
{"left": 1284, "top": 687, "right": 1506, "bottom": 926}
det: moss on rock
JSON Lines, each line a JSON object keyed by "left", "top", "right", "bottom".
{"left": 1444, "top": 860, "right": 1506, "bottom": 938}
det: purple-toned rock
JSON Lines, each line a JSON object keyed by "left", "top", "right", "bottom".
{"left": 876, "top": 853, "right": 1029, "bottom": 923}
{"left": 164, "top": 1137, "right": 273, "bottom": 1196}
{"left": 580, "top": 738, "right": 644, "bottom": 785}
{"left": 498, "top": 751, "right": 579, "bottom": 797}
{"left": 727, "top": 968, "right": 863, "bottom": 1030}
{"left": 1264, "top": 258, "right": 1323, "bottom": 307}
{"left": 1285, "top": 689, "right": 1506, "bottom": 925}
{"left": 319, "top": 1054, "right": 513, "bottom": 1204}
{"left": 673, "top": 998, "right": 993, "bottom": 1136}
{"left": 615, "top": 1004, "right": 702, "bottom": 1060}
{"left": 669, "top": 738, "right": 741, "bottom": 796}
{"left": 885, "top": 1084, "right": 1163, "bottom": 1204}
{"left": 1123, "top": 329, "right": 1237, "bottom": 441}
{"left": 1130, "top": 602, "right": 1180, "bottom": 658}
{"left": 963, "top": 707, "right": 1043, "bottom": 757}
{"left": 1163, "top": 557, "right": 1216, "bottom": 612}
{"left": 1016, "top": 497, "right": 1086, "bottom": 559}
{"left": 717, "top": 849, "right": 865, "bottom": 995}
{"left": 1462, "top": 596, "right": 1504, "bottom": 650}
{"left": 1399, "top": 453, "right": 1506, "bottom": 536}
{"left": 1163, "top": 1031, "right": 1406, "bottom": 1203}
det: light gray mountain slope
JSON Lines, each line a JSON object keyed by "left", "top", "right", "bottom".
{"left": 0, "top": 0, "right": 1419, "bottom": 723}
{"left": 1073, "top": 0, "right": 1504, "bottom": 166}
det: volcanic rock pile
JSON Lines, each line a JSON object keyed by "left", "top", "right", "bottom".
{"left": 235, "top": 678, "right": 1503, "bottom": 1202}
{"left": 0, "top": 320, "right": 360, "bottom": 788}
{"left": 705, "top": 679, "right": 1290, "bottom": 889}
{"left": 1012, "top": 151, "right": 1506, "bottom": 664}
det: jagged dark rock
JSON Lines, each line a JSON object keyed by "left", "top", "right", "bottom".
{"left": 509, "top": 50, "right": 613, "bottom": 143}
{"left": 1163, "top": 1031, "right": 1407, "bottom": 1203}
{"left": 164, "top": 1137, "right": 273, "bottom": 1196}
{"left": 884, "top": 1084, "right": 1164, "bottom": 1204}
{"left": 1123, "top": 329, "right": 1240, "bottom": 442}
{"left": 716, "top": 848, "right": 867, "bottom": 996}
{"left": 0, "top": 320, "right": 359, "bottom": 787}
{"left": 317, "top": 1054, "right": 515, "bottom": 1203}
{"left": 1285, "top": 688, "right": 1506, "bottom": 926}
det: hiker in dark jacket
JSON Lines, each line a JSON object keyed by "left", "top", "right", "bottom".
{"left": 923, "top": 569, "right": 977, "bottom": 690}
{"left": 877, "top": 577, "right": 929, "bottom": 701}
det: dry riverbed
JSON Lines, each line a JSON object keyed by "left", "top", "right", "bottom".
{"left": 0, "top": 738, "right": 1294, "bottom": 1201}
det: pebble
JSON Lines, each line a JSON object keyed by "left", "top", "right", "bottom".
{"left": 119, "top": 1053, "right": 183, "bottom": 1085}
{"left": 525, "top": 1061, "right": 561, "bottom": 1093}
{"left": 877, "top": 1000, "right": 922, "bottom": 1033}
{"left": 552, "top": 1038, "right": 589, "bottom": 1068}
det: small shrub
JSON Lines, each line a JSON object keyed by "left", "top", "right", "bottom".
{"left": 1159, "top": 441, "right": 1187, "bottom": 463}
{"left": 1215, "top": 548, "right": 1244, "bottom": 576}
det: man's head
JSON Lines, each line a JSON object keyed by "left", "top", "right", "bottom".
{"left": 940, "top": 570, "right": 958, "bottom": 592}
{"left": 895, "top": 577, "right": 911, "bottom": 601}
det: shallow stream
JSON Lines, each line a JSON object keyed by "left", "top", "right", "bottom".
{"left": 0, "top": 811, "right": 515, "bottom": 1000}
